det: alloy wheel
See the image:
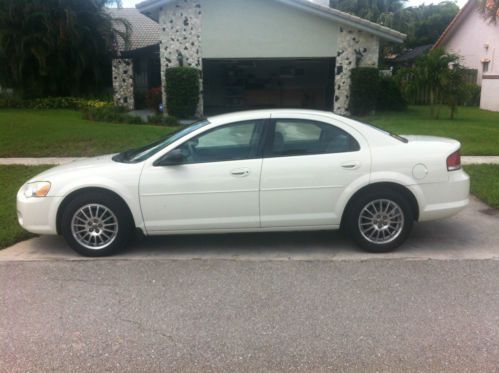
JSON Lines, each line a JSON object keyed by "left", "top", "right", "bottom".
{"left": 358, "top": 199, "right": 405, "bottom": 244}
{"left": 70, "top": 203, "right": 119, "bottom": 250}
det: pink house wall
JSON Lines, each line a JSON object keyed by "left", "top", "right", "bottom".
{"left": 441, "top": 7, "right": 499, "bottom": 84}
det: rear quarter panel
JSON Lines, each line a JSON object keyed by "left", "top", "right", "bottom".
{"left": 369, "top": 142, "right": 451, "bottom": 185}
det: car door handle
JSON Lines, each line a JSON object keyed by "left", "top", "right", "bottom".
{"left": 231, "top": 168, "right": 250, "bottom": 177}
{"left": 341, "top": 161, "right": 361, "bottom": 170}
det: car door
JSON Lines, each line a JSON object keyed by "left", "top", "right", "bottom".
{"left": 260, "top": 115, "right": 370, "bottom": 228}
{"left": 139, "top": 119, "right": 265, "bottom": 233}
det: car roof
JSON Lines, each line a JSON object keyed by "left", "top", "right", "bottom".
{"left": 207, "top": 109, "right": 341, "bottom": 123}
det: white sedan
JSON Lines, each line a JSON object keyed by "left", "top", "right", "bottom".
{"left": 17, "top": 109, "right": 470, "bottom": 256}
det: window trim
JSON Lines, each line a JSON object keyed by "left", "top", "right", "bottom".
{"left": 263, "top": 118, "right": 361, "bottom": 158}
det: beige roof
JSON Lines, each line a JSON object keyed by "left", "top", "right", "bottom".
{"left": 108, "top": 7, "right": 160, "bottom": 51}
{"left": 136, "top": 0, "right": 406, "bottom": 43}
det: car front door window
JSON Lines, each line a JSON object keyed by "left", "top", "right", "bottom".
{"left": 177, "top": 120, "right": 263, "bottom": 164}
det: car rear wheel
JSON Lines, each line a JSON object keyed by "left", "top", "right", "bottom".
{"left": 345, "top": 190, "right": 414, "bottom": 253}
{"left": 61, "top": 192, "right": 133, "bottom": 257}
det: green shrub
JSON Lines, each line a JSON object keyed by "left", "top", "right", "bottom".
{"left": 82, "top": 106, "right": 144, "bottom": 124}
{"left": 349, "top": 68, "right": 379, "bottom": 116}
{"left": 147, "top": 114, "right": 179, "bottom": 126}
{"left": 0, "top": 96, "right": 112, "bottom": 110}
{"left": 83, "top": 106, "right": 180, "bottom": 126}
{"left": 461, "top": 83, "right": 481, "bottom": 107}
{"left": 376, "top": 76, "right": 407, "bottom": 111}
{"left": 164, "top": 67, "right": 200, "bottom": 118}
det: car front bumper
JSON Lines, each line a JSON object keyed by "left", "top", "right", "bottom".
{"left": 16, "top": 190, "right": 62, "bottom": 235}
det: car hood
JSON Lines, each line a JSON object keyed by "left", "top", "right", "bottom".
{"left": 28, "top": 154, "right": 118, "bottom": 182}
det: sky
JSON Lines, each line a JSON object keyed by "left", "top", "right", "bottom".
{"left": 119, "top": 0, "right": 469, "bottom": 9}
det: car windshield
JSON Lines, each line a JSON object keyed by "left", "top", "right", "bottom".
{"left": 113, "top": 120, "right": 210, "bottom": 163}
{"left": 360, "top": 121, "right": 408, "bottom": 143}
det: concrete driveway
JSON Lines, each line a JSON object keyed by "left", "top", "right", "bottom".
{"left": 1, "top": 196, "right": 498, "bottom": 262}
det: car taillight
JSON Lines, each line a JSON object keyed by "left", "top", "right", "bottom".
{"left": 447, "top": 150, "right": 461, "bottom": 171}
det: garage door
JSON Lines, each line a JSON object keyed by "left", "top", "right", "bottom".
{"left": 203, "top": 58, "right": 335, "bottom": 115}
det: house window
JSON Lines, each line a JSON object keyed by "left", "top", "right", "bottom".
{"left": 482, "top": 61, "right": 490, "bottom": 73}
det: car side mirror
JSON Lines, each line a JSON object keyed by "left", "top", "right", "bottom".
{"left": 154, "top": 149, "right": 185, "bottom": 166}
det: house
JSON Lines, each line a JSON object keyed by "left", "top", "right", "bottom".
{"left": 113, "top": 0, "right": 405, "bottom": 116}
{"left": 386, "top": 44, "right": 433, "bottom": 69}
{"left": 109, "top": 8, "right": 161, "bottom": 110}
{"left": 433, "top": 0, "right": 499, "bottom": 112}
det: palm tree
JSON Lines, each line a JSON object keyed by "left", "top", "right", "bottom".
{"left": 0, "top": 0, "right": 130, "bottom": 98}
{"left": 404, "top": 49, "right": 464, "bottom": 119}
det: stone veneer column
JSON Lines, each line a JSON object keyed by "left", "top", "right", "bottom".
{"left": 158, "top": 0, "right": 203, "bottom": 117}
{"left": 112, "top": 59, "right": 135, "bottom": 111}
{"left": 333, "top": 27, "right": 380, "bottom": 116}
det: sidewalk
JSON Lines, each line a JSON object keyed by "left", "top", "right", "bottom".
{"left": 1, "top": 156, "right": 498, "bottom": 166}
{"left": 0, "top": 157, "right": 84, "bottom": 165}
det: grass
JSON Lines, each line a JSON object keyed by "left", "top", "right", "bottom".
{"left": 465, "top": 165, "right": 499, "bottom": 209}
{"left": 0, "top": 165, "right": 51, "bottom": 249}
{"left": 0, "top": 109, "right": 179, "bottom": 157}
{"left": 363, "top": 106, "right": 499, "bottom": 156}
{"left": 0, "top": 164, "right": 497, "bottom": 250}
{"left": 0, "top": 106, "right": 498, "bottom": 157}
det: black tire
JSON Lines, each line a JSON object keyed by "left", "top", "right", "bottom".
{"left": 344, "top": 189, "right": 414, "bottom": 253}
{"left": 60, "top": 191, "right": 133, "bottom": 257}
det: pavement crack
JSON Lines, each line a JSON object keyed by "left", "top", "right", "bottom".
{"left": 118, "top": 318, "right": 174, "bottom": 341}
{"left": 47, "top": 277, "right": 113, "bottom": 287}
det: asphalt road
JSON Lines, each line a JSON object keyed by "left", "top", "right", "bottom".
{"left": 1, "top": 260, "right": 498, "bottom": 372}
{"left": 1, "top": 197, "right": 498, "bottom": 372}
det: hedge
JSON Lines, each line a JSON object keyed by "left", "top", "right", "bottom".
{"left": 349, "top": 67, "right": 379, "bottom": 116}
{"left": 376, "top": 76, "right": 407, "bottom": 111}
{"left": 82, "top": 106, "right": 179, "bottom": 126}
{"left": 0, "top": 96, "right": 112, "bottom": 110}
{"left": 164, "top": 67, "right": 200, "bottom": 118}
{"left": 81, "top": 106, "right": 144, "bottom": 124}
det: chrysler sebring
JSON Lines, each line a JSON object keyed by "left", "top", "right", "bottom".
{"left": 17, "top": 109, "right": 470, "bottom": 256}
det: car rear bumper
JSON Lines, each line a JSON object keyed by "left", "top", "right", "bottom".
{"left": 16, "top": 190, "right": 61, "bottom": 235}
{"left": 410, "top": 169, "right": 470, "bottom": 222}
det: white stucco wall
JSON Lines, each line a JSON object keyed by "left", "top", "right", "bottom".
{"left": 442, "top": 8, "right": 499, "bottom": 84}
{"left": 201, "top": 0, "right": 340, "bottom": 58}
{"left": 480, "top": 78, "right": 499, "bottom": 112}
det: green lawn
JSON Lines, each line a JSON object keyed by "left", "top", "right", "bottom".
{"left": 0, "top": 165, "right": 51, "bottom": 249}
{"left": 0, "top": 109, "right": 179, "bottom": 157}
{"left": 364, "top": 106, "right": 499, "bottom": 156}
{"left": 0, "top": 106, "right": 497, "bottom": 157}
{"left": 465, "top": 165, "right": 499, "bottom": 209}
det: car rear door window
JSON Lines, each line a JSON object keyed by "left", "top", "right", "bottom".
{"left": 267, "top": 119, "right": 360, "bottom": 157}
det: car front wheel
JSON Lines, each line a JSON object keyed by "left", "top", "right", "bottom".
{"left": 60, "top": 192, "right": 133, "bottom": 257}
{"left": 345, "top": 191, "right": 414, "bottom": 253}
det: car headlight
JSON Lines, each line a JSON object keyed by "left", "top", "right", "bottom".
{"left": 23, "top": 181, "right": 51, "bottom": 198}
